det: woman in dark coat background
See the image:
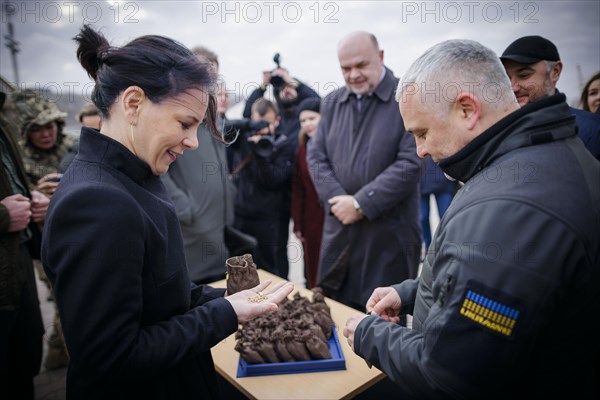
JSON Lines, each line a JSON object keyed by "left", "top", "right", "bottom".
{"left": 41, "top": 25, "right": 292, "bottom": 400}
{"left": 291, "top": 98, "right": 324, "bottom": 289}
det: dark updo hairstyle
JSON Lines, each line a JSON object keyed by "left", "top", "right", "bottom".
{"left": 73, "top": 24, "right": 218, "bottom": 137}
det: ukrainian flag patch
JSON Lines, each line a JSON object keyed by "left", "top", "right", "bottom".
{"left": 459, "top": 289, "right": 519, "bottom": 337}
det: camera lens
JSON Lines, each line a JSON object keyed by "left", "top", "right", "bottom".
{"left": 270, "top": 74, "right": 285, "bottom": 90}
{"left": 255, "top": 135, "right": 274, "bottom": 158}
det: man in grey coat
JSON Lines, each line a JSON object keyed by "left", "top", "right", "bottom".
{"left": 308, "top": 31, "right": 422, "bottom": 310}
{"left": 344, "top": 39, "right": 600, "bottom": 399}
{"left": 162, "top": 48, "right": 235, "bottom": 284}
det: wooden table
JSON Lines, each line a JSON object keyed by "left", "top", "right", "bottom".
{"left": 210, "top": 270, "right": 385, "bottom": 399}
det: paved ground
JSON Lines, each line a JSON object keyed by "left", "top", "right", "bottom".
{"left": 34, "top": 273, "right": 67, "bottom": 400}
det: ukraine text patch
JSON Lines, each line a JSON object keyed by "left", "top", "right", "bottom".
{"left": 459, "top": 289, "right": 519, "bottom": 337}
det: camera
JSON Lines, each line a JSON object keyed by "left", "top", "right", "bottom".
{"left": 254, "top": 134, "right": 274, "bottom": 158}
{"left": 223, "top": 119, "right": 269, "bottom": 136}
{"left": 269, "top": 53, "right": 285, "bottom": 90}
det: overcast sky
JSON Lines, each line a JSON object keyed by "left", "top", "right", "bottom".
{"left": 1, "top": 0, "right": 599, "bottom": 113}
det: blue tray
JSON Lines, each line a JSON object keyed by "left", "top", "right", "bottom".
{"left": 236, "top": 327, "right": 346, "bottom": 377}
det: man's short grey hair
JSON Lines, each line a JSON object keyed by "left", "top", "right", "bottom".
{"left": 543, "top": 60, "right": 558, "bottom": 96}
{"left": 396, "top": 39, "right": 515, "bottom": 117}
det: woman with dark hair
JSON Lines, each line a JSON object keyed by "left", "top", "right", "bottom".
{"left": 41, "top": 25, "right": 293, "bottom": 400}
{"left": 580, "top": 71, "right": 600, "bottom": 114}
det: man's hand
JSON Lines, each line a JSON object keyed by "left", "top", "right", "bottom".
{"left": 343, "top": 314, "right": 368, "bottom": 351}
{"left": 37, "top": 173, "right": 62, "bottom": 197}
{"left": 1, "top": 194, "right": 31, "bottom": 232}
{"left": 328, "top": 195, "right": 364, "bottom": 225}
{"left": 247, "top": 120, "right": 276, "bottom": 143}
{"left": 366, "top": 287, "right": 402, "bottom": 323}
{"left": 30, "top": 190, "right": 50, "bottom": 223}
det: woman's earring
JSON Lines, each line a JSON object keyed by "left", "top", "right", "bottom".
{"left": 130, "top": 124, "right": 138, "bottom": 156}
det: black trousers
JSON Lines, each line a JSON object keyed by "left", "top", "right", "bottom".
{"left": 0, "top": 245, "right": 44, "bottom": 400}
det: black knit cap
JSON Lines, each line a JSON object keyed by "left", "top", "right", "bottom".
{"left": 297, "top": 97, "right": 320, "bottom": 115}
{"left": 500, "top": 35, "right": 560, "bottom": 64}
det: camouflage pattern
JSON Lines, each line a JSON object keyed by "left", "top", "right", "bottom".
{"left": 10, "top": 89, "right": 75, "bottom": 186}
{"left": 19, "top": 132, "right": 75, "bottom": 186}
{"left": 10, "top": 89, "right": 67, "bottom": 136}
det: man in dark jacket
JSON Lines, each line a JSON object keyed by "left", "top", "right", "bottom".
{"left": 344, "top": 39, "right": 600, "bottom": 399}
{"left": 0, "top": 91, "right": 49, "bottom": 399}
{"left": 308, "top": 31, "right": 422, "bottom": 310}
{"left": 500, "top": 35, "right": 600, "bottom": 161}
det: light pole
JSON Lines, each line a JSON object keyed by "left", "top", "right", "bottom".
{"left": 3, "top": 0, "right": 20, "bottom": 86}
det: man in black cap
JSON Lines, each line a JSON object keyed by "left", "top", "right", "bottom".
{"left": 501, "top": 35, "right": 600, "bottom": 160}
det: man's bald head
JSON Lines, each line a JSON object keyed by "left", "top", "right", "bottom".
{"left": 337, "top": 31, "right": 384, "bottom": 95}
{"left": 338, "top": 31, "right": 380, "bottom": 53}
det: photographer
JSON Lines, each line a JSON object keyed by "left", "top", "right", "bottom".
{"left": 243, "top": 60, "right": 320, "bottom": 279}
{"left": 227, "top": 99, "right": 295, "bottom": 278}
{"left": 243, "top": 67, "right": 320, "bottom": 145}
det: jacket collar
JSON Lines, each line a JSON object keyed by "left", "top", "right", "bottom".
{"left": 439, "top": 93, "right": 576, "bottom": 183}
{"left": 77, "top": 127, "right": 155, "bottom": 186}
{"left": 339, "top": 67, "right": 396, "bottom": 103}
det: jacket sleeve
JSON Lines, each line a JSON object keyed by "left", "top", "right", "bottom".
{"left": 243, "top": 87, "right": 266, "bottom": 119}
{"left": 394, "top": 279, "right": 418, "bottom": 316}
{"left": 190, "top": 282, "right": 227, "bottom": 307}
{"left": 42, "top": 186, "right": 238, "bottom": 378}
{"left": 0, "top": 203, "right": 9, "bottom": 234}
{"left": 354, "top": 199, "right": 588, "bottom": 398}
{"left": 160, "top": 173, "right": 193, "bottom": 225}
{"left": 292, "top": 81, "right": 320, "bottom": 103}
{"left": 354, "top": 128, "right": 422, "bottom": 220}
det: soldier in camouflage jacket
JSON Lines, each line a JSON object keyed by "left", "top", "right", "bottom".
{"left": 11, "top": 89, "right": 75, "bottom": 197}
